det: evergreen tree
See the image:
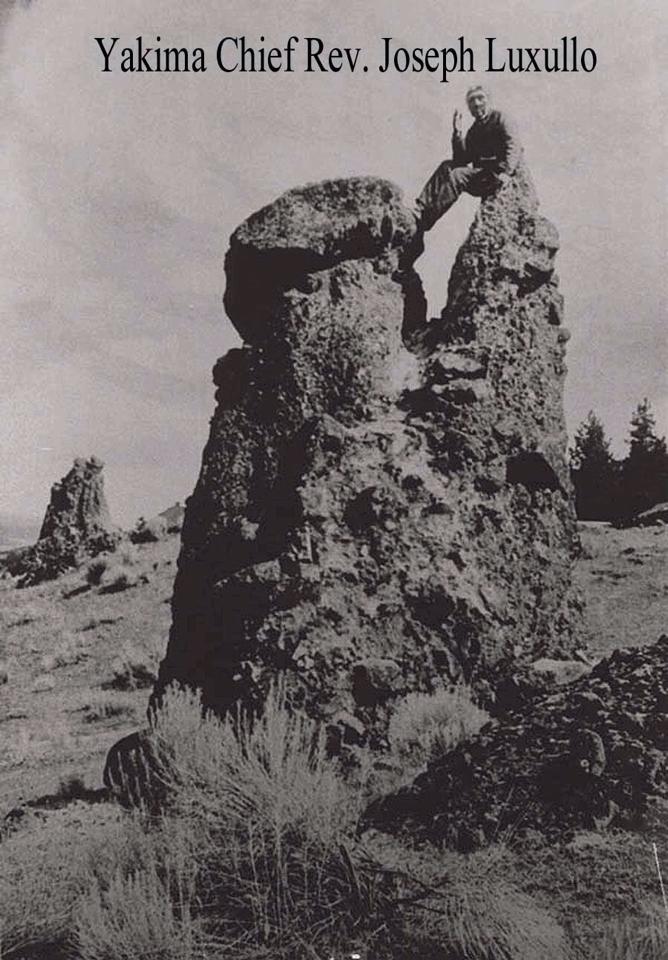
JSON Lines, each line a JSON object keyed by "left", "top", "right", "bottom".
{"left": 569, "top": 411, "right": 619, "bottom": 520}
{"left": 621, "top": 399, "right": 668, "bottom": 517}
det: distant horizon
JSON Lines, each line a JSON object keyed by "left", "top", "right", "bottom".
{"left": 2, "top": 0, "right": 665, "bottom": 527}
{"left": 7, "top": 389, "right": 665, "bottom": 532}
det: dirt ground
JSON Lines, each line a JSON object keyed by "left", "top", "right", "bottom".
{"left": 3, "top": 521, "right": 665, "bottom": 812}
{"left": 0, "top": 537, "right": 178, "bottom": 812}
{"left": 573, "top": 521, "right": 667, "bottom": 657}
{"left": 0, "top": 522, "right": 666, "bottom": 958}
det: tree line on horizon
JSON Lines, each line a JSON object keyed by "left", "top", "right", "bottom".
{"left": 569, "top": 399, "right": 668, "bottom": 522}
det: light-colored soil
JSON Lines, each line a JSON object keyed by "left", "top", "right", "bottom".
{"left": 0, "top": 537, "right": 178, "bottom": 812}
{"left": 575, "top": 521, "right": 667, "bottom": 657}
{"left": 3, "top": 522, "right": 664, "bottom": 814}
{"left": 0, "top": 522, "right": 666, "bottom": 958}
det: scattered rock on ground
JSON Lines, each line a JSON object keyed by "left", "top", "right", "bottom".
{"left": 365, "top": 635, "right": 668, "bottom": 849}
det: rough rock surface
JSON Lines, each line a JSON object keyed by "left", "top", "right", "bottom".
{"left": 154, "top": 169, "right": 578, "bottom": 735}
{"left": 3, "top": 457, "right": 119, "bottom": 586}
{"left": 366, "top": 636, "right": 668, "bottom": 849}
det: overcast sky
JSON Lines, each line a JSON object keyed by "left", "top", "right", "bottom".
{"left": 1, "top": 0, "right": 666, "bottom": 526}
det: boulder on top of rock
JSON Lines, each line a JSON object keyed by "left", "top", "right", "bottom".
{"left": 365, "top": 635, "right": 668, "bottom": 849}
{"left": 3, "top": 457, "right": 120, "bottom": 587}
{"left": 224, "top": 177, "right": 422, "bottom": 344}
{"left": 151, "top": 167, "right": 579, "bottom": 743}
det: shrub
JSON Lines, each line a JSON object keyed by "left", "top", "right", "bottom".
{"left": 147, "top": 681, "right": 369, "bottom": 955}
{"left": 365, "top": 838, "right": 570, "bottom": 960}
{"left": 109, "top": 644, "right": 157, "bottom": 690}
{"left": 601, "top": 906, "right": 668, "bottom": 959}
{"left": 388, "top": 685, "right": 490, "bottom": 771}
{"left": 75, "top": 853, "right": 201, "bottom": 960}
{"left": 86, "top": 558, "right": 108, "bottom": 586}
{"left": 130, "top": 516, "right": 167, "bottom": 544}
{"left": 99, "top": 563, "right": 139, "bottom": 593}
{"left": 0, "top": 808, "right": 136, "bottom": 959}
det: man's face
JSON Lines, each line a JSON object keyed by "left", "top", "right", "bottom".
{"left": 467, "top": 90, "right": 490, "bottom": 120}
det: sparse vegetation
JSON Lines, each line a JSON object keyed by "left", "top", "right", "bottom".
{"left": 0, "top": 681, "right": 572, "bottom": 960}
{"left": 600, "top": 906, "right": 668, "bottom": 959}
{"left": 364, "top": 838, "right": 571, "bottom": 960}
{"left": 83, "top": 692, "right": 138, "bottom": 723}
{"left": 1, "top": 527, "right": 664, "bottom": 959}
{"left": 387, "top": 685, "right": 490, "bottom": 772}
{"left": 86, "top": 558, "right": 108, "bottom": 587}
{"left": 39, "top": 630, "right": 87, "bottom": 671}
{"left": 108, "top": 643, "right": 157, "bottom": 689}
{"left": 99, "top": 563, "right": 140, "bottom": 594}
{"left": 0, "top": 808, "right": 130, "bottom": 959}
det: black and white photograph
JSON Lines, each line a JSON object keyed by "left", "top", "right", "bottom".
{"left": 1, "top": 1, "right": 667, "bottom": 957}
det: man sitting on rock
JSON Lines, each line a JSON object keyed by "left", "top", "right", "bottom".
{"left": 415, "top": 85, "right": 522, "bottom": 231}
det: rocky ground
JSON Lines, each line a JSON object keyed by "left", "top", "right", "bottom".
{"left": 2, "top": 525, "right": 664, "bottom": 817}
{"left": 0, "top": 536, "right": 177, "bottom": 813}
{"left": 0, "top": 521, "right": 666, "bottom": 957}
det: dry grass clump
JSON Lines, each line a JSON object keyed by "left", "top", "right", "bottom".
{"left": 387, "top": 685, "right": 490, "bottom": 771}
{"left": 108, "top": 643, "right": 157, "bottom": 689}
{"left": 74, "top": 820, "right": 203, "bottom": 960}
{"left": 55, "top": 774, "right": 89, "bottom": 801}
{"left": 365, "top": 838, "right": 571, "bottom": 960}
{"left": 1, "top": 681, "right": 570, "bottom": 960}
{"left": 147, "top": 682, "right": 367, "bottom": 956}
{"left": 601, "top": 905, "right": 668, "bottom": 959}
{"left": 99, "top": 563, "right": 140, "bottom": 593}
{"left": 0, "top": 808, "right": 136, "bottom": 960}
{"left": 87, "top": 546, "right": 142, "bottom": 594}
{"left": 86, "top": 558, "right": 109, "bottom": 586}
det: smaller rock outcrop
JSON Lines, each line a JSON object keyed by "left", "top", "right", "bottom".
{"left": 3, "top": 457, "right": 119, "bottom": 586}
{"left": 366, "top": 636, "right": 668, "bottom": 849}
{"left": 130, "top": 502, "right": 185, "bottom": 543}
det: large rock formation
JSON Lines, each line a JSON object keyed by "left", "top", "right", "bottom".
{"left": 154, "top": 169, "right": 579, "bottom": 737}
{"left": 3, "top": 456, "right": 119, "bottom": 586}
{"left": 366, "top": 635, "right": 668, "bottom": 848}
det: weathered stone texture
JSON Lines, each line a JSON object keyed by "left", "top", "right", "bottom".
{"left": 3, "top": 456, "right": 119, "bottom": 586}
{"left": 155, "top": 169, "right": 579, "bottom": 736}
{"left": 366, "top": 636, "right": 668, "bottom": 848}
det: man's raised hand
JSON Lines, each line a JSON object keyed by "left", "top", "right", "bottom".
{"left": 453, "top": 109, "right": 463, "bottom": 136}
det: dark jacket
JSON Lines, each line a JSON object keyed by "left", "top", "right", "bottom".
{"left": 452, "top": 109, "right": 522, "bottom": 174}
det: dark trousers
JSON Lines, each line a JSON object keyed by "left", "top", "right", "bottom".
{"left": 416, "top": 161, "right": 495, "bottom": 231}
